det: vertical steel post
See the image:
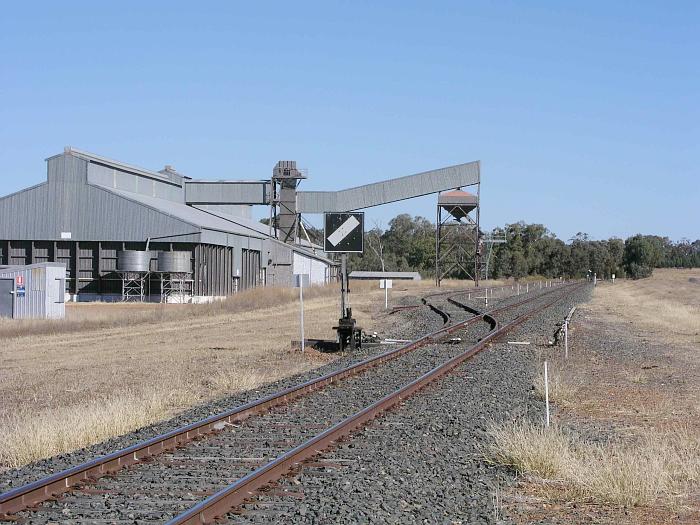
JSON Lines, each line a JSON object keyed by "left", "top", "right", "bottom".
{"left": 544, "top": 361, "right": 550, "bottom": 427}
{"left": 435, "top": 205, "right": 441, "bottom": 287}
{"left": 475, "top": 180, "right": 481, "bottom": 288}
{"left": 340, "top": 253, "right": 348, "bottom": 318}
{"left": 299, "top": 277, "right": 305, "bottom": 353}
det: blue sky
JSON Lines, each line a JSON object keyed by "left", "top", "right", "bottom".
{"left": 1, "top": 2, "right": 697, "bottom": 241}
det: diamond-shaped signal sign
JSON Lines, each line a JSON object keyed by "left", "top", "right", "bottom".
{"left": 324, "top": 212, "right": 364, "bottom": 253}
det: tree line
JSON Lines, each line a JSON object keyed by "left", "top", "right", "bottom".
{"left": 334, "top": 214, "right": 699, "bottom": 280}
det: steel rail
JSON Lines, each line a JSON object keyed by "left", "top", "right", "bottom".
{"left": 168, "top": 282, "right": 586, "bottom": 524}
{"left": 0, "top": 281, "right": 576, "bottom": 517}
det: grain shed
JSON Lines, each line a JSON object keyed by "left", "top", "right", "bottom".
{"left": 0, "top": 148, "right": 336, "bottom": 302}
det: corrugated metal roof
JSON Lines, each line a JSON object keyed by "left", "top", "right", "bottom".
{"left": 102, "top": 187, "right": 335, "bottom": 264}
{"left": 440, "top": 189, "right": 475, "bottom": 197}
{"left": 52, "top": 147, "right": 185, "bottom": 186}
{"left": 104, "top": 187, "right": 270, "bottom": 239}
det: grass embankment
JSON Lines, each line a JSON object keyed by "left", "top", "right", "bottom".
{"left": 0, "top": 284, "right": 340, "bottom": 340}
{"left": 488, "top": 269, "right": 700, "bottom": 519}
{"left": 490, "top": 422, "right": 700, "bottom": 507}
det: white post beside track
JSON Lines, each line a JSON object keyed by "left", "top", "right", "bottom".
{"left": 299, "top": 276, "right": 305, "bottom": 353}
{"left": 544, "top": 360, "right": 550, "bottom": 427}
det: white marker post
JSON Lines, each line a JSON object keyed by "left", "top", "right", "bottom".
{"left": 295, "top": 274, "right": 307, "bottom": 353}
{"left": 564, "top": 321, "right": 569, "bottom": 359}
{"left": 544, "top": 360, "right": 550, "bottom": 427}
{"left": 380, "top": 279, "right": 392, "bottom": 309}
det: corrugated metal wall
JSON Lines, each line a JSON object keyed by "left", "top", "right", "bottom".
{"left": 0, "top": 154, "right": 201, "bottom": 243}
{"left": 185, "top": 181, "right": 270, "bottom": 205}
{"left": 0, "top": 151, "right": 332, "bottom": 296}
{"left": 293, "top": 252, "right": 330, "bottom": 285}
{"left": 0, "top": 239, "right": 267, "bottom": 298}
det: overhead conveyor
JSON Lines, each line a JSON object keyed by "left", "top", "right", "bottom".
{"left": 296, "top": 161, "right": 480, "bottom": 213}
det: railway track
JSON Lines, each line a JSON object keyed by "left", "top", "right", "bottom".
{"left": 0, "top": 281, "right": 583, "bottom": 523}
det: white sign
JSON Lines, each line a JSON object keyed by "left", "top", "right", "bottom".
{"left": 327, "top": 216, "right": 360, "bottom": 247}
{"left": 293, "top": 274, "right": 307, "bottom": 352}
{"left": 379, "top": 279, "right": 393, "bottom": 289}
{"left": 324, "top": 212, "right": 364, "bottom": 253}
{"left": 60, "top": 232, "right": 72, "bottom": 239}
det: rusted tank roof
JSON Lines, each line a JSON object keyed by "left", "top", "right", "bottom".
{"left": 438, "top": 190, "right": 478, "bottom": 219}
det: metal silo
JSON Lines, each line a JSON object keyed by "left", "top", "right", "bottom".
{"left": 157, "top": 252, "right": 193, "bottom": 303}
{"left": 157, "top": 252, "right": 192, "bottom": 274}
{"left": 117, "top": 251, "right": 152, "bottom": 301}
{"left": 117, "top": 250, "right": 153, "bottom": 273}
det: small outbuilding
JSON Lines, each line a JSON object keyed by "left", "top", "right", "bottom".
{"left": 0, "top": 263, "right": 66, "bottom": 319}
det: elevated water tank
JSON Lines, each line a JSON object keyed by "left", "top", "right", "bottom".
{"left": 117, "top": 251, "right": 152, "bottom": 273}
{"left": 157, "top": 251, "right": 192, "bottom": 274}
{"left": 437, "top": 190, "right": 478, "bottom": 220}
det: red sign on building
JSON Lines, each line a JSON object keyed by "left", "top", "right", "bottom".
{"left": 16, "top": 275, "right": 24, "bottom": 286}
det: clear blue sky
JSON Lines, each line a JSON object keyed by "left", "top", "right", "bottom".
{"left": 1, "top": 2, "right": 697, "bottom": 241}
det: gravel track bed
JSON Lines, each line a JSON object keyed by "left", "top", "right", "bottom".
{"left": 1, "top": 294, "right": 446, "bottom": 495}
{"left": 7, "top": 291, "right": 514, "bottom": 522}
{"left": 2, "top": 284, "right": 577, "bottom": 524}
{"left": 0, "top": 285, "right": 555, "bottom": 494}
{"left": 228, "top": 284, "right": 593, "bottom": 525}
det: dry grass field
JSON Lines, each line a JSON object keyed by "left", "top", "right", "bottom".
{"left": 0, "top": 277, "right": 502, "bottom": 471}
{"left": 492, "top": 269, "right": 700, "bottom": 524}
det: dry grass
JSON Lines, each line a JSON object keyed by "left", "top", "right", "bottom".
{"left": 489, "top": 421, "right": 700, "bottom": 507}
{"left": 0, "top": 284, "right": 340, "bottom": 340}
{"left": 0, "top": 388, "right": 190, "bottom": 469}
{"left": 594, "top": 268, "right": 700, "bottom": 345}
{"left": 0, "top": 365, "right": 282, "bottom": 469}
{"left": 533, "top": 365, "right": 578, "bottom": 407}
{"left": 498, "top": 269, "right": 700, "bottom": 522}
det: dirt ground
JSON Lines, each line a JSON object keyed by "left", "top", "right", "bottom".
{"left": 505, "top": 269, "right": 700, "bottom": 524}
{"left": 0, "top": 277, "right": 504, "bottom": 470}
